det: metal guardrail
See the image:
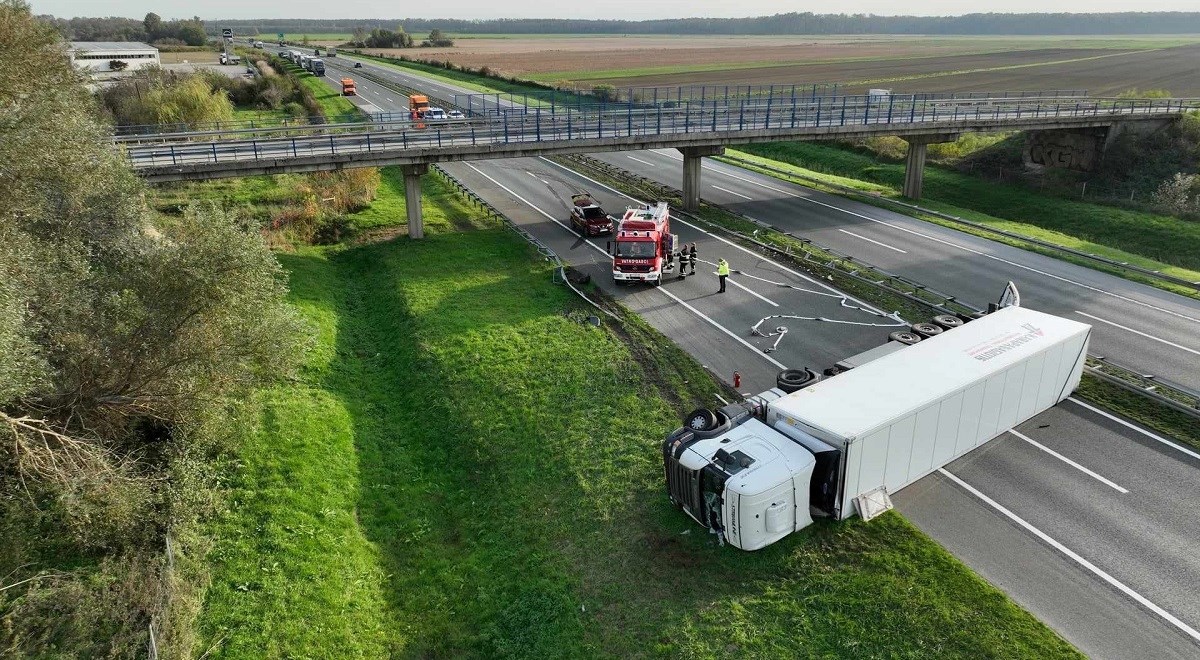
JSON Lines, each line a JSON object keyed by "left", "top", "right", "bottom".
{"left": 123, "top": 94, "right": 1200, "bottom": 170}
{"left": 721, "top": 155, "right": 1200, "bottom": 294}
{"left": 562, "top": 153, "right": 1200, "bottom": 420}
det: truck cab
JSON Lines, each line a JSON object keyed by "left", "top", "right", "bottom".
{"left": 341, "top": 78, "right": 357, "bottom": 96}
{"left": 612, "top": 202, "right": 673, "bottom": 286}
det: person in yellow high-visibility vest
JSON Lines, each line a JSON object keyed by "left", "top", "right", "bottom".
{"left": 716, "top": 258, "right": 730, "bottom": 293}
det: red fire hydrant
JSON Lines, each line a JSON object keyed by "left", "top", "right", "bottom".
{"left": 733, "top": 371, "right": 741, "bottom": 389}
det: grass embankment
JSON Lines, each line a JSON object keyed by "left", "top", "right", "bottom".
{"left": 281, "top": 62, "right": 360, "bottom": 119}
{"left": 193, "top": 178, "right": 1079, "bottom": 657}
{"left": 727, "top": 144, "right": 1200, "bottom": 291}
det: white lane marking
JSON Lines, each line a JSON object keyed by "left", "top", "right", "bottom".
{"left": 1008, "top": 429, "right": 1129, "bottom": 493}
{"left": 463, "top": 163, "right": 786, "bottom": 369}
{"left": 655, "top": 287, "right": 787, "bottom": 369}
{"left": 1066, "top": 397, "right": 1200, "bottom": 462}
{"left": 712, "top": 184, "right": 753, "bottom": 200}
{"left": 938, "top": 467, "right": 1200, "bottom": 644}
{"left": 627, "top": 155, "right": 656, "bottom": 167}
{"left": 706, "top": 164, "right": 1200, "bottom": 325}
{"left": 538, "top": 157, "right": 889, "bottom": 316}
{"left": 1074, "top": 311, "right": 1200, "bottom": 357}
{"left": 837, "top": 228, "right": 908, "bottom": 254}
{"left": 724, "top": 276, "right": 779, "bottom": 307}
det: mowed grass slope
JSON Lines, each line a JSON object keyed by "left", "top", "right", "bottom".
{"left": 197, "top": 185, "right": 1080, "bottom": 657}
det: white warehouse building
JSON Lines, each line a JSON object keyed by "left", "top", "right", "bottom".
{"left": 68, "top": 41, "right": 160, "bottom": 72}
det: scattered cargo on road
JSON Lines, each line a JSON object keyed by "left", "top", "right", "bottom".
{"left": 663, "top": 301, "right": 1091, "bottom": 551}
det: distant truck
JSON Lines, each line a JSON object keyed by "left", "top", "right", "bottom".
{"left": 310, "top": 58, "right": 325, "bottom": 76}
{"left": 409, "top": 94, "right": 430, "bottom": 119}
{"left": 609, "top": 202, "right": 676, "bottom": 286}
{"left": 341, "top": 78, "right": 357, "bottom": 96}
{"left": 569, "top": 193, "right": 614, "bottom": 236}
{"left": 663, "top": 301, "right": 1091, "bottom": 551}
{"left": 327, "top": 49, "right": 337, "bottom": 57}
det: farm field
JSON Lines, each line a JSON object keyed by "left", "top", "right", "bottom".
{"left": 346, "top": 34, "right": 1200, "bottom": 95}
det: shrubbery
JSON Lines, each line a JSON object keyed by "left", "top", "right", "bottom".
{"left": 1, "top": 2, "right": 308, "bottom": 654}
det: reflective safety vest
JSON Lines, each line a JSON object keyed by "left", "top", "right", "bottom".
{"left": 717, "top": 261, "right": 730, "bottom": 276}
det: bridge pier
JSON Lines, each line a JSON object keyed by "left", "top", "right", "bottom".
{"left": 403, "top": 163, "right": 429, "bottom": 239}
{"left": 902, "top": 133, "right": 958, "bottom": 200}
{"left": 679, "top": 145, "right": 725, "bottom": 211}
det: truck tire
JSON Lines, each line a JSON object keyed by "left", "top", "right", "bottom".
{"left": 888, "top": 331, "right": 922, "bottom": 345}
{"left": 932, "top": 314, "right": 964, "bottom": 330}
{"left": 691, "top": 411, "right": 733, "bottom": 440}
{"left": 777, "top": 367, "right": 821, "bottom": 393}
{"left": 910, "top": 323, "right": 944, "bottom": 338}
{"left": 684, "top": 408, "right": 718, "bottom": 432}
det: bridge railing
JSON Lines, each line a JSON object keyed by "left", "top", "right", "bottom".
{"left": 123, "top": 94, "right": 1200, "bottom": 169}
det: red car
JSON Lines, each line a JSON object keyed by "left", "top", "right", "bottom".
{"left": 569, "top": 193, "right": 614, "bottom": 236}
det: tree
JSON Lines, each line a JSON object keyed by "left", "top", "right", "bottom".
{"left": 1151, "top": 173, "right": 1200, "bottom": 216}
{"left": 174, "top": 19, "right": 207, "bottom": 46}
{"left": 143, "top": 11, "right": 162, "bottom": 39}
{"left": 352, "top": 25, "right": 367, "bottom": 46}
{"left": 0, "top": 1, "right": 306, "bottom": 653}
{"left": 422, "top": 27, "right": 453, "bottom": 47}
{"left": 108, "top": 59, "right": 127, "bottom": 71}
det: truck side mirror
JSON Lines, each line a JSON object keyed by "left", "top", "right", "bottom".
{"left": 606, "top": 241, "right": 612, "bottom": 255}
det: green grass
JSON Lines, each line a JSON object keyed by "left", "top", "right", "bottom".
{"left": 191, "top": 174, "right": 1079, "bottom": 658}
{"left": 283, "top": 63, "right": 359, "bottom": 118}
{"left": 732, "top": 143, "right": 1200, "bottom": 274}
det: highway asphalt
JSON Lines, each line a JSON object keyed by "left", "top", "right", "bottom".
{"left": 317, "top": 53, "right": 1200, "bottom": 657}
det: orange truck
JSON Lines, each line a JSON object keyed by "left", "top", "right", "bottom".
{"left": 341, "top": 78, "right": 356, "bottom": 96}
{"left": 409, "top": 94, "right": 430, "bottom": 119}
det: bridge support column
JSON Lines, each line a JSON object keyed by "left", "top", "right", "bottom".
{"left": 403, "top": 163, "right": 429, "bottom": 239}
{"left": 678, "top": 145, "right": 725, "bottom": 211}
{"left": 902, "top": 133, "right": 957, "bottom": 200}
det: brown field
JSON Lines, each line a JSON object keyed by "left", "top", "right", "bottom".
{"left": 356, "top": 34, "right": 1200, "bottom": 97}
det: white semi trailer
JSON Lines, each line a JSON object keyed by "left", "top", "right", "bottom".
{"left": 662, "top": 304, "right": 1091, "bottom": 551}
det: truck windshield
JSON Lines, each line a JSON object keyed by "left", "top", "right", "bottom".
{"left": 616, "top": 240, "right": 656, "bottom": 258}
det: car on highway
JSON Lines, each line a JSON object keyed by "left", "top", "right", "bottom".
{"left": 353, "top": 62, "right": 363, "bottom": 68}
{"left": 423, "top": 107, "right": 449, "bottom": 121}
{"left": 569, "top": 193, "right": 615, "bottom": 236}
{"left": 448, "top": 109, "right": 465, "bottom": 119}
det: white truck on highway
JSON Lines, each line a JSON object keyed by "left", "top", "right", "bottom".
{"left": 663, "top": 303, "right": 1091, "bottom": 551}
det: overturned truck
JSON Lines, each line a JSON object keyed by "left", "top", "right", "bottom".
{"left": 663, "top": 304, "right": 1091, "bottom": 551}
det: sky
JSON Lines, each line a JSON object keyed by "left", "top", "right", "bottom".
{"left": 30, "top": 0, "right": 1200, "bottom": 21}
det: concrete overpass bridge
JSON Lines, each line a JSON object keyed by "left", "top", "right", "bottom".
{"left": 119, "top": 90, "right": 1198, "bottom": 238}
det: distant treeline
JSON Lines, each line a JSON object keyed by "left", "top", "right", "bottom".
{"left": 40, "top": 13, "right": 207, "bottom": 45}
{"left": 214, "top": 12, "right": 1200, "bottom": 36}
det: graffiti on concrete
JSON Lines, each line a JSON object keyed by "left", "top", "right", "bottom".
{"left": 1024, "top": 130, "right": 1104, "bottom": 172}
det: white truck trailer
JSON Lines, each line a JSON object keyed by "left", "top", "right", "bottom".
{"left": 662, "top": 305, "right": 1091, "bottom": 551}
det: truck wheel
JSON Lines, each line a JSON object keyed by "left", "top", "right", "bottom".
{"left": 652, "top": 275, "right": 662, "bottom": 287}
{"left": 888, "top": 331, "right": 922, "bottom": 345}
{"left": 777, "top": 367, "right": 821, "bottom": 393}
{"left": 932, "top": 314, "right": 964, "bottom": 330}
{"left": 910, "top": 323, "right": 943, "bottom": 338}
{"left": 684, "top": 408, "right": 718, "bottom": 432}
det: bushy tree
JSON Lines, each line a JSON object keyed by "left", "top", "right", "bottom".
{"left": 0, "top": 1, "right": 306, "bottom": 653}
{"left": 1151, "top": 173, "right": 1200, "bottom": 216}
